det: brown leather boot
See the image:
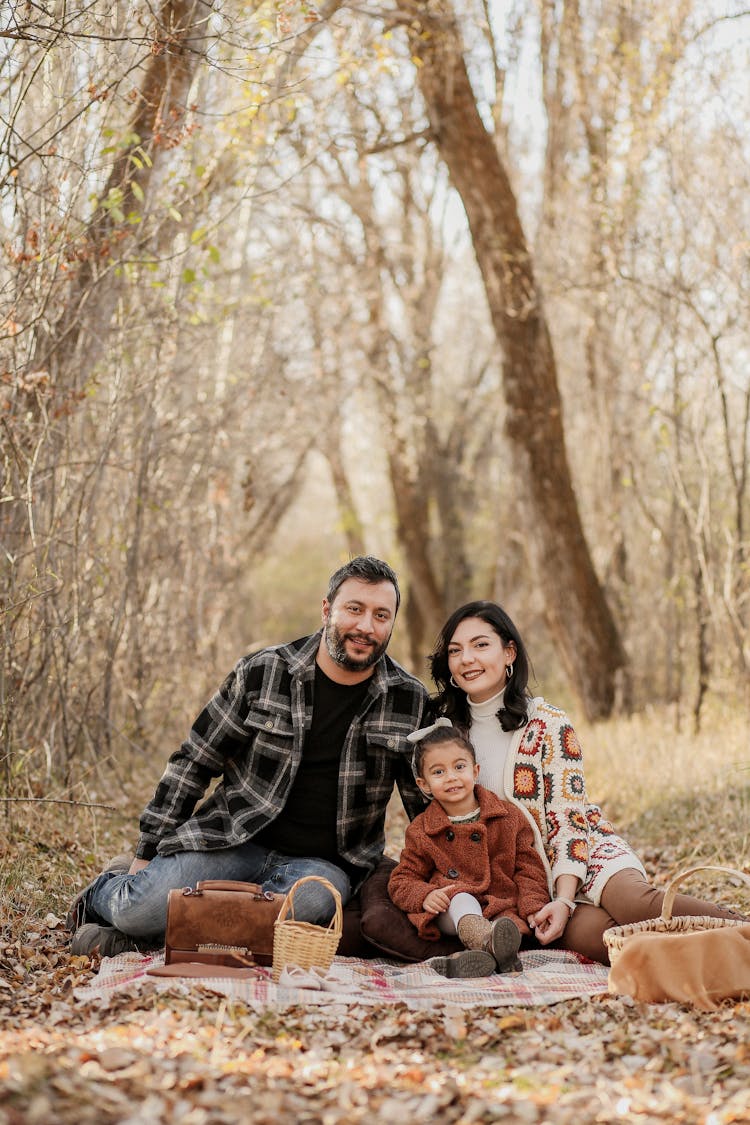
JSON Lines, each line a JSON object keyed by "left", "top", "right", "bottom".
{"left": 456, "top": 914, "right": 492, "bottom": 951}
{"left": 426, "top": 950, "right": 496, "bottom": 978}
{"left": 457, "top": 914, "right": 522, "bottom": 972}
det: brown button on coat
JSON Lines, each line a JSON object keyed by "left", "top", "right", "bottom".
{"left": 388, "top": 784, "right": 550, "bottom": 941}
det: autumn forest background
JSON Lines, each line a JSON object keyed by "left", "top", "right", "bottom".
{"left": 2, "top": 4, "right": 750, "bottom": 1121}
{"left": 3, "top": 0, "right": 750, "bottom": 803}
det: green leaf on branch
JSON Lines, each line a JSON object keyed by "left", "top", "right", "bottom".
{"left": 129, "top": 145, "right": 152, "bottom": 169}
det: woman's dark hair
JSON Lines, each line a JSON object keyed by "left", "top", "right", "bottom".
{"left": 412, "top": 725, "right": 475, "bottom": 779}
{"left": 429, "top": 601, "right": 532, "bottom": 732}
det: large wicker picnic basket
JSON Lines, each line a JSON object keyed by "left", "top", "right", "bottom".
{"left": 272, "top": 875, "right": 343, "bottom": 981}
{"left": 604, "top": 864, "right": 750, "bottom": 966}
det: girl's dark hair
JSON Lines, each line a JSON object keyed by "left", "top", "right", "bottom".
{"left": 412, "top": 725, "right": 475, "bottom": 779}
{"left": 429, "top": 601, "right": 532, "bottom": 732}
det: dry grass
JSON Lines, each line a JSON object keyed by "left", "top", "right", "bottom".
{"left": 582, "top": 700, "right": 750, "bottom": 824}
{"left": 578, "top": 701, "right": 750, "bottom": 905}
{"left": 2, "top": 701, "right": 749, "bottom": 932}
{"left": 0, "top": 791, "right": 138, "bottom": 934}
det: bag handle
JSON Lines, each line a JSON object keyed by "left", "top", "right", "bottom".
{"left": 662, "top": 865, "right": 750, "bottom": 921}
{"left": 276, "top": 875, "right": 343, "bottom": 931}
{"left": 194, "top": 880, "right": 274, "bottom": 897}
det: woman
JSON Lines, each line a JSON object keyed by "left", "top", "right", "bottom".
{"left": 429, "top": 600, "right": 743, "bottom": 964}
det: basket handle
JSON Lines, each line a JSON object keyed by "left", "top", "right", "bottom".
{"left": 276, "top": 875, "right": 343, "bottom": 931}
{"left": 662, "top": 864, "right": 750, "bottom": 921}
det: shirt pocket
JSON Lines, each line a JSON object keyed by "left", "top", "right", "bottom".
{"left": 365, "top": 730, "right": 407, "bottom": 792}
{"left": 242, "top": 707, "right": 295, "bottom": 767}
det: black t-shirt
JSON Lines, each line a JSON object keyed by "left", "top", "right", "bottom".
{"left": 253, "top": 664, "right": 370, "bottom": 875}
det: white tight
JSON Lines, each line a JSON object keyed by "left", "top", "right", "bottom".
{"left": 437, "top": 891, "right": 483, "bottom": 935}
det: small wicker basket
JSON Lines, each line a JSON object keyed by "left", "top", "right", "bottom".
{"left": 272, "top": 875, "right": 343, "bottom": 981}
{"left": 604, "top": 864, "right": 750, "bottom": 966}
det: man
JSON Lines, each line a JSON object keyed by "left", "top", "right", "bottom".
{"left": 69, "top": 556, "right": 429, "bottom": 957}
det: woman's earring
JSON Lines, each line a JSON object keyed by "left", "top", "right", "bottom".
{"left": 506, "top": 663, "right": 514, "bottom": 681}
{"left": 450, "top": 675, "right": 459, "bottom": 688}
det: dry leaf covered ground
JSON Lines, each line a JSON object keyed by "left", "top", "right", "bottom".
{"left": 2, "top": 704, "right": 750, "bottom": 1124}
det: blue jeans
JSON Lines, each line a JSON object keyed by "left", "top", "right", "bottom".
{"left": 85, "top": 841, "right": 351, "bottom": 941}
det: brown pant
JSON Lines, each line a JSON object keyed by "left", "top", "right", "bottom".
{"left": 556, "top": 868, "right": 746, "bottom": 964}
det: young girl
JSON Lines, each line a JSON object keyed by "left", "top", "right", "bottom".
{"left": 388, "top": 720, "right": 550, "bottom": 978}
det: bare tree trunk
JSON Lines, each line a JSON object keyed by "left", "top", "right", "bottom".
{"left": 387, "top": 442, "right": 446, "bottom": 641}
{"left": 403, "top": 2, "right": 626, "bottom": 719}
{"left": 404, "top": 588, "right": 429, "bottom": 675}
{"left": 429, "top": 419, "right": 474, "bottom": 611}
{"left": 664, "top": 495, "right": 684, "bottom": 728}
{"left": 32, "top": 0, "right": 211, "bottom": 385}
{"left": 690, "top": 551, "right": 710, "bottom": 735}
{"left": 321, "top": 428, "right": 367, "bottom": 558}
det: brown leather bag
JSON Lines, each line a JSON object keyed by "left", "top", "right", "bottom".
{"left": 164, "top": 880, "right": 284, "bottom": 969}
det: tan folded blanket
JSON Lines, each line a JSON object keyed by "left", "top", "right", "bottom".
{"left": 608, "top": 923, "right": 750, "bottom": 1009}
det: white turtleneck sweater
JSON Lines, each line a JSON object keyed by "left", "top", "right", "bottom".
{"left": 468, "top": 688, "right": 514, "bottom": 798}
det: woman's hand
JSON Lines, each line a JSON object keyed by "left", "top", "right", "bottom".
{"left": 128, "top": 857, "right": 150, "bottom": 875}
{"left": 422, "top": 886, "right": 455, "bottom": 914}
{"left": 527, "top": 899, "right": 571, "bottom": 944}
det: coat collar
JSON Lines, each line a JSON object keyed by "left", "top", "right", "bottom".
{"left": 421, "top": 784, "right": 510, "bottom": 836}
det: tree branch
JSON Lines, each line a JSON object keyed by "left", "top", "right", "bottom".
{"left": 0, "top": 797, "right": 118, "bottom": 810}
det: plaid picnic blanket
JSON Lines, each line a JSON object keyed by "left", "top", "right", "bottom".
{"left": 74, "top": 948, "right": 609, "bottom": 1010}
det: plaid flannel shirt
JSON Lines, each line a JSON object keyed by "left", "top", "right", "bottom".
{"left": 136, "top": 631, "right": 429, "bottom": 881}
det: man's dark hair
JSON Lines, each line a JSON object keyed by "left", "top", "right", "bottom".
{"left": 326, "top": 556, "right": 401, "bottom": 613}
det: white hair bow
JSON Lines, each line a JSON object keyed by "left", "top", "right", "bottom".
{"left": 406, "top": 717, "right": 453, "bottom": 744}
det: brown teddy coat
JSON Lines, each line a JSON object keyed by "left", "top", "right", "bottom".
{"left": 388, "top": 785, "right": 550, "bottom": 941}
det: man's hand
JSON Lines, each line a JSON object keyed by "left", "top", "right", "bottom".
{"left": 422, "top": 886, "right": 455, "bottom": 914}
{"left": 527, "top": 899, "right": 570, "bottom": 944}
{"left": 128, "top": 857, "right": 150, "bottom": 875}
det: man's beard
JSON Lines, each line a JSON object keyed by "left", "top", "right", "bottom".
{"left": 324, "top": 618, "right": 389, "bottom": 672}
